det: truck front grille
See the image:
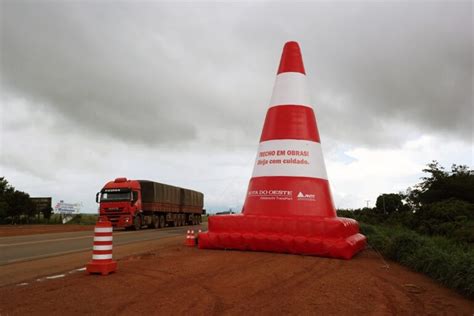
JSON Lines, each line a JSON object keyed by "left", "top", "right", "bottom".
{"left": 103, "top": 208, "right": 127, "bottom": 224}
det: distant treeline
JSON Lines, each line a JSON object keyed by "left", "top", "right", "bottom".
{"left": 0, "top": 177, "right": 52, "bottom": 224}
{"left": 338, "top": 161, "right": 473, "bottom": 243}
{"left": 337, "top": 161, "right": 473, "bottom": 297}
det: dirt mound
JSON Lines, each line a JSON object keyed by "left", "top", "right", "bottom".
{"left": 0, "top": 237, "right": 472, "bottom": 315}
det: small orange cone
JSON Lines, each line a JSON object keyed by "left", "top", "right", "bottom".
{"left": 185, "top": 230, "right": 195, "bottom": 247}
{"left": 185, "top": 230, "right": 190, "bottom": 245}
{"left": 86, "top": 219, "right": 117, "bottom": 275}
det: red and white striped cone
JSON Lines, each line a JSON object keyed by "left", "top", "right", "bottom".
{"left": 185, "top": 230, "right": 190, "bottom": 245}
{"left": 86, "top": 220, "right": 117, "bottom": 275}
{"left": 185, "top": 230, "right": 195, "bottom": 247}
{"left": 243, "top": 41, "right": 334, "bottom": 218}
{"left": 199, "top": 41, "right": 366, "bottom": 259}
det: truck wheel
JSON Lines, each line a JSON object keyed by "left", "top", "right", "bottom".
{"left": 159, "top": 215, "right": 165, "bottom": 228}
{"left": 133, "top": 216, "right": 141, "bottom": 230}
{"left": 152, "top": 215, "right": 159, "bottom": 229}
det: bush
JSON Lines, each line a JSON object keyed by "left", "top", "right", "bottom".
{"left": 360, "top": 223, "right": 474, "bottom": 298}
{"left": 411, "top": 199, "right": 474, "bottom": 242}
{"left": 66, "top": 214, "right": 98, "bottom": 225}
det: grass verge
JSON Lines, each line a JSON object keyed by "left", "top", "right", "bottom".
{"left": 360, "top": 223, "right": 474, "bottom": 298}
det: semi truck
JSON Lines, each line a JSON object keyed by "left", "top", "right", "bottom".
{"left": 96, "top": 177, "right": 204, "bottom": 230}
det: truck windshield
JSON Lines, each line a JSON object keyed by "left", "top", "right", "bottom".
{"left": 100, "top": 191, "right": 131, "bottom": 202}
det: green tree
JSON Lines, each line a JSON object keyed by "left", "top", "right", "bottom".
{"left": 0, "top": 177, "right": 41, "bottom": 223}
{"left": 42, "top": 206, "right": 53, "bottom": 222}
{"left": 7, "top": 190, "right": 34, "bottom": 223}
{"left": 409, "top": 161, "right": 473, "bottom": 208}
{"left": 406, "top": 161, "right": 474, "bottom": 242}
{"left": 0, "top": 177, "right": 15, "bottom": 223}
{"left": 375, "top": 193, "right": 404, "bottom": 214}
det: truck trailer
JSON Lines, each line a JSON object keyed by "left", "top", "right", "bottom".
{"left": 96, "top": 177, "right": 204, "bottom": 230}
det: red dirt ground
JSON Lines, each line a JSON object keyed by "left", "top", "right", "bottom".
{"left": 0, "top": 236, "right": 472, "bottom": 315}
{"left": 0, "top": 224, "right": 94, "bottom": 237}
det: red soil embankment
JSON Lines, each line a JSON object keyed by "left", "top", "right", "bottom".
{"left": 0, "top": 236, "right": 472, "bottom": 315}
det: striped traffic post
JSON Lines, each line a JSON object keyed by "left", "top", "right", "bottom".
{"left": 86, "top": 219, "right": 117, "bottom": 275}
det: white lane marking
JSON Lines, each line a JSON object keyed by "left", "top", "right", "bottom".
{"left": 0, "top": 225, "right": 204, "bottom": 247}
{"left": 46, "top": 274, "right": 65, "bottom": 279}
{"left": 1, "top": 225, "right": 207, "bottom": 263}
{"left": 0, "top": 235, "right": 93, "bottom": 247}
{"left": 68, "top": 267, "right": 86, "bottom": 274}
{"left": 17, "top": 282, "right": 29, "bottom": 286}
{"left": 5, "top": 247, "right": 91, "bottom": 264}
{"left": 1, "top": 230, "right": 119, "bottom": 247}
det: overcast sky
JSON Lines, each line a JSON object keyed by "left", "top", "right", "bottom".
{"left": 1, "top": 1, "right": 472, "bottom": 213}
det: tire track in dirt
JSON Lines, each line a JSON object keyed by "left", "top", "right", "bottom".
{"left": 374, "top": 274, "right": 426, "bottom": 315}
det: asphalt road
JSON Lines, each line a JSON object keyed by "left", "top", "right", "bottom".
{"left": 0, "top": 225, "right": 206, "bottom": 265}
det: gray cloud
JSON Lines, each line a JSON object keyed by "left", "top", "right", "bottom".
{"left": 1, "top": 1, "right": 472, "bottom": 150}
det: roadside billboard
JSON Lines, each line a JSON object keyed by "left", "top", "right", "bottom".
{"left": 54, "top": 200, "right": 81, "bottom": 214}
{"left": 30, "top": 197, "right": 52, "bottom": 211}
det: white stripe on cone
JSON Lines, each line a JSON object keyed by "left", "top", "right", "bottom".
{"left": 93, "top": 245, "right": 113, "bottom": 251}
{"left": 94, "top": 227, "right": 113, "bottom": 233}
{"left": 94, "top": 236, "right": 113, "bottom": 242}
{"left": 269, "top": 72, "right": 311, "bottom": 108}
{"left": 92, "top": 254, "right": 113, "bottom": 260}
{"left": 252, "top": 139, "right": 328, "bottom": 179}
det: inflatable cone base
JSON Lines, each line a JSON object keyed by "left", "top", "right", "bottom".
{"left": 199, "top": 215, "right": 366, "bottom": 259}
{"left": 199, "top": 41, "right": 366, "bottom": 259}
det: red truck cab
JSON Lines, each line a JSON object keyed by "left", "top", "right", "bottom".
{"left": 96, "top": 177, "right": 141, "bottom": 228}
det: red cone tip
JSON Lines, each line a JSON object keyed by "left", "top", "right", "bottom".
{"left": 277, "top": 41, "right": 306, "bottom": 75}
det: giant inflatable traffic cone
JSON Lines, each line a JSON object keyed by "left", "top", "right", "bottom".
{"left": 199, "top": 41, "right": 366, "bottom": 259}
